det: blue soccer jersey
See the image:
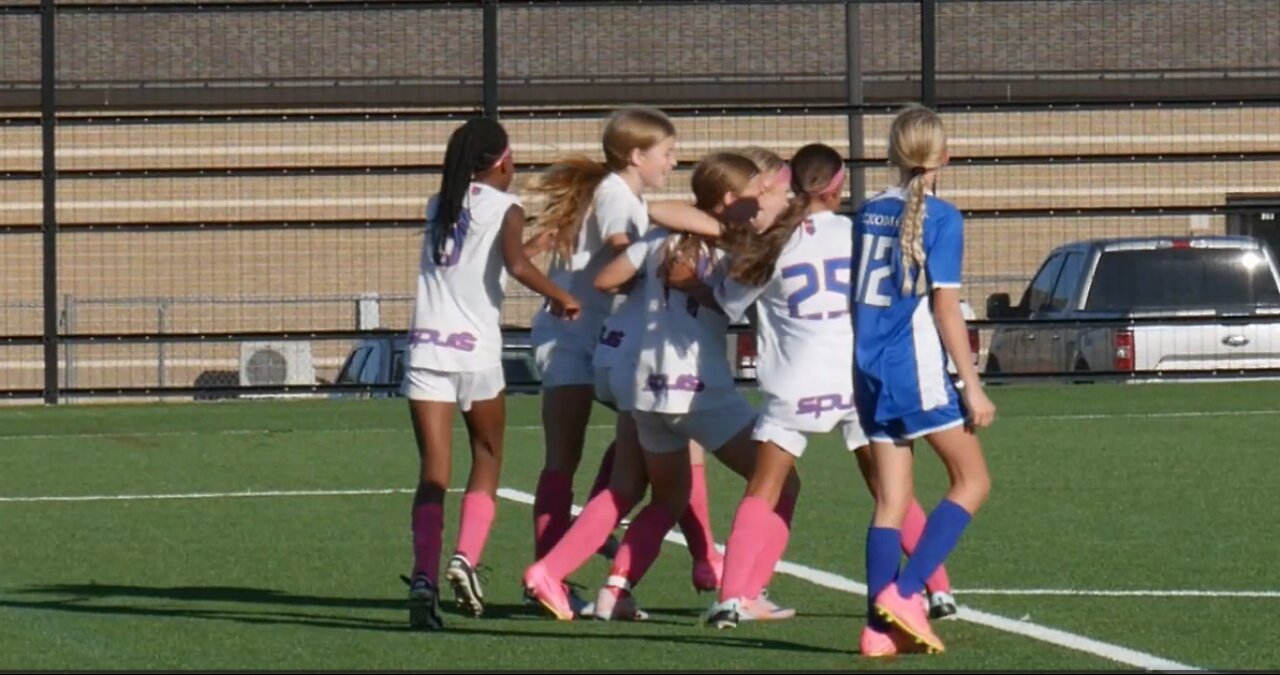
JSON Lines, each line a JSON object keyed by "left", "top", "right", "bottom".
{"left": 851, "top": 186, "right": 965, "bottom": 440}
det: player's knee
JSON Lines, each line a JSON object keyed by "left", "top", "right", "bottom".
{"left": 612, "top": 482, "right": 645, "bottom": 511}
{"left": 955, "top": 471, "right": 990, "bottom": 513}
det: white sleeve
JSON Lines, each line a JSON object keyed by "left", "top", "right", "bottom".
{"left": 624, "top": 229, "right": 666, "bottom": 270}
{"left": 714, "top": 276, "right": 768, "bottom": 324}
{"left": 593, "top": 179, "right": 638, "bottom": 240}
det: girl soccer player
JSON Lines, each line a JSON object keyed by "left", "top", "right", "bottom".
{"left": 527, "top": 108, "right": 679, "bottom": 574}
{"left": 852, "top": 105, "right": 994, "bottom": 655}
{"left": 702, "top": 143, "right": 866, "bottom": 628}
{"left": 526, "top": 153, "right": 796, "bottom": 621}
{"left": 403, "top": 118, "right": 580, "bottom": 631}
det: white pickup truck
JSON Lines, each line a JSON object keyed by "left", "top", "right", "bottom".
{"left": 985, "top": 236, "right": 1280, "bottom": 375}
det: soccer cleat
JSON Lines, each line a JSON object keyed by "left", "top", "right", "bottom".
{"left": 874, "top": 582, "right": 945, "bottom": 654}
{"left": 567, "top": 585, "right": 591, "bottom": 616}
{"left": 860, "top": 625, "right": 898, "bottom": 657}
{"left": 691, "top": 554, "right": 724, "bottom": 593}
{"left": 445, "top": 554, "right": 485, "bottom": 618}
{"left": 703, "top": 597, "right": 743, "bottom": 629}
{"left": 522, "top": 562, "right": 574, "bottom": 621}
{"left": 928, "top": 590, "right": 958, "bottom": 620}
{"left": 405, "top": 572, "right": 444, "bottom": 631}
{"left": 588, "top": 581, "right": 651, "bottom": 622}
{"left": 738, "top": 589, "right": 796, "bottom": 621}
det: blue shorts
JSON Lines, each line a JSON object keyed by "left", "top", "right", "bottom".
{"left": 855, "top": 379, "right": 966, "bottom": 444}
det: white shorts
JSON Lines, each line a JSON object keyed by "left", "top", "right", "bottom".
{"left": 402, "top": 365, "right": 504, "bottom": 411}
{"left": 632, "top": 394, "right": 756, "bottom": 455}
{"left": 751, "top": 393, "right": 869, "bottom": 458}
{"left": 535, "top": 341, "right": 595, "bottom": 388}
{"left": 593, "top": 363, "right": 637, "bottom": 412}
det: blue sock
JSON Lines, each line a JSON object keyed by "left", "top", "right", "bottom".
{"left": 897, "top": 499, "right": 972, "bottom": 598}
{"left": 865, "top": 526, "right": 901, "bottom": 627}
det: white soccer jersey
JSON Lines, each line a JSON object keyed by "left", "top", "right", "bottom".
{"left": 629, "top": 229, "right": 738, "bottom": 414}
{"left": 531, "top": 172, "right": 640, "bottom": 354}
{"left": 593, "top": 181, "right": 651, "bottom": 369}
{"left": 716, "top": 211, "right": 857, "bottom": 431}
{"left": 407, "top": 182, "right": 519, "bottom": 372}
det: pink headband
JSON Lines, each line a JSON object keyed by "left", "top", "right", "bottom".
{"left": 489, "top": 146, "right": 512, "bottom": 170}
{"left": 810, "top": 163, "right": 846, "bottom": 197}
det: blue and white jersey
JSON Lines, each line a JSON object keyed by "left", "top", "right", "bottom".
{"left": 851, "top": 186, "right": 964, "bottom": 422}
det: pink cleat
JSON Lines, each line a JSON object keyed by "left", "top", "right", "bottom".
{"left": 522, "top": 562, "right": 574, "bottom": 621}
{"left": 589, "top": 581, "right": 650, "bottom": 622}
{"left": 739, "top": 590, "right": 796, "bottom": 621}
{"left": 860, "top": 625, "right": 899, "bottom": 657}
{"left": 874, "top": 582, "right": 945, "bottom": 654}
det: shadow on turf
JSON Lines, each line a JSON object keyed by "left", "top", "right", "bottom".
{"left": 1, "top": 583, "right": 858, "bottom": 655}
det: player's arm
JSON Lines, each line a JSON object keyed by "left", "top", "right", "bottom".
{"left": 928, "top": 208, "right": 993, "bottom": 427}
{"left": 648, "top": 201, "right": 723, "bottom": 238}
{"left": 662, "top": 250, "right": 725, "bottom": 315}
{"left": 595, "top": 252, "right": 638, "bottom": 295}
{"left": 596, "top": 187, "right": 642, "bottom": 254}
{"left": 501, "top": 205, "right": 580, "bottom": 319}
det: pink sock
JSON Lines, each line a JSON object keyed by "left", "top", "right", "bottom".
{"left": 612, "top": 503, "right": 679, "bottom": 588}
{"left": 718, "top": 496, "right": 775, "bottom": 602}
{"left": 411, "top": 501, "right": 444, "bottom": 585}
{"left": 542, "top": 489, "right": 633, "bottom": 580}
{"left": 533, "top": 470, "right": 574, "bottom": 559}
{"left": 587, "top": 442, "right": 617, "bottom": 501}
{"left": 678, "top": 463, "right": 716, "bottom": 563}
{"left": 902, "top": 498, "right": 952, "bottom": 593}
{"left": 454, "top": 491, "right": 496, "bottom": 567}
{"left": 743, "top": 492, "right": 797, "bottom": 599}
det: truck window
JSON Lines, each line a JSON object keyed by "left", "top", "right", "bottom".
{"left": 1022, "top": 254, "right": 1065, "bottom": 312}
{"left": 1084, "top": 248, "right": 1280, "bottom": 311}
{"left": 1048, "top": 252, "right": 1086, "bottom": 312}
{"left": 337, "top": 346, "right": 371, "bottom": 385}
{"left": 391, "top": 349, "right": 405, "bottom": 386}
{"left": 358, "top": 346, "right": 384, "bottom": 384}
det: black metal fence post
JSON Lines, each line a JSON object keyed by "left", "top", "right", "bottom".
{"left": 845, "top": 0, "right": 866, "bottom": 211}
{"left": 482, "top": 0, "right": 498, "bottom": 118}
{"left": 40, "top": 0, "right": 58, "bottom": 404}
{"left": 920, "top": 0, "right": 937, "bottom": 109}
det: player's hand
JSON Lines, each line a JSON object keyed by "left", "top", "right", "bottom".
{"left": 963, "top": 385, "right": 996, "bottom": 429}
{"left": 551, "top": 295, "right": 582, "bottom": 321}
{"left": 523, "top": 228, "right": 556, "bottom": 257}
{"left": 663, "top": 253, "right": 701, "bottom": 291}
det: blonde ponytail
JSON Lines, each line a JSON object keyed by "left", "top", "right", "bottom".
{"left": 899, "top": 173, "right": 929, "bottom": 295}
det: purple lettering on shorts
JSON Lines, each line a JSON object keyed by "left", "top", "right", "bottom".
{"left": 598, "top": 326, "right": 625, "bottom": 349}
{"left": 409, "top": 328, "right": 477, "bottom": 352}
{"left": 795, "top": 392, "right": 856, "bottom": 418}
{"left": 646, "top": 373, "right": 705, "bottom": 393}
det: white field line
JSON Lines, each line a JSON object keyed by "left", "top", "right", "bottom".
{"left": 494, "top": 487, "right": 1198, "bottom": 671}
{"left": 0, "top": 481, "right": 1216, "bottom": 668}
{"left": 958, "top": 587, "right": 1280, "bottom": 599}
{"left": 0, "top": 487, "right": 462, "bottom": 503}
{"left": 1, "top": 408, "right": 1278, "bottom": 442}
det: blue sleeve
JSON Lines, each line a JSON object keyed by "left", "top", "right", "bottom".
{"left": 925, "top": 201, "right": 964, "bottom": 289}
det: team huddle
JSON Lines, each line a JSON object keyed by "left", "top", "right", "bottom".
{"left": 400, "top": 105, "right": 994, "bottom": 657}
